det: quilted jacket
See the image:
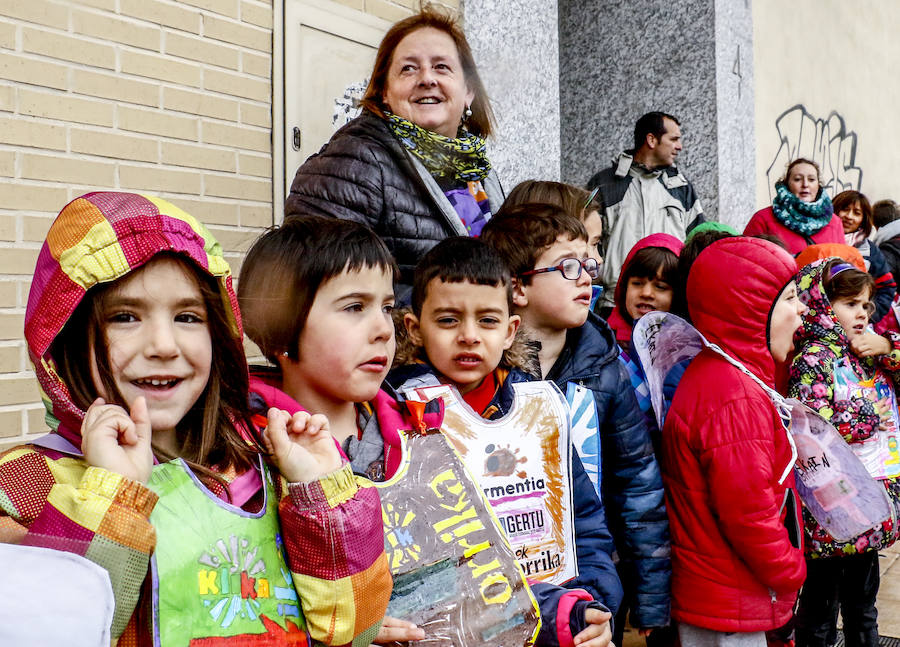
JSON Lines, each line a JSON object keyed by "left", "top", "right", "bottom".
{"left": 284, "top": 110, "right": 504, "bottom": 296}
{"left": 661, "top": 237, "right": 806, "bottom": 632}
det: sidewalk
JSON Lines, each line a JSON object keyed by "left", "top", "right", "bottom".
{"left": 878, "top": 542, "right": 900, "bottom": 637}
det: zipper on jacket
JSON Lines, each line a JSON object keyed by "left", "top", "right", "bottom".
{"left": 768, "top": 588, "right": 776, "bottom": 604}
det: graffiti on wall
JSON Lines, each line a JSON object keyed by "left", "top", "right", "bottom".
{"left": 766, "top": 105, "right": 862, "bottom": 200}
{"left": 331, "top": 79, "right": 368, "bottom": 131}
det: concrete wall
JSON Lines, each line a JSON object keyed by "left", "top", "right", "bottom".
{"left": 558, "top": 0, "right": 718, "bottom": 218}
{"left": 462, "top": 0, "right": 561, "bottom": 190}
{"left": 752, "top": 0, "right": 900, "bottom": 211}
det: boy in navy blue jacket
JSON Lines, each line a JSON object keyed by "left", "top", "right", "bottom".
{"left": 481, "top": 203, "right": 671, "bottom": 644}
{"left": 388, "top": 236, "right": 620, "bottom": 647}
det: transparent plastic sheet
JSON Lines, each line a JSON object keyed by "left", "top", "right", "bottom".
{"left": 632, "top": 311, "right": 706, "bottom": 429}
{"left": 632, "top": 312, "right": 891, "bottom": 539}
{"left": 787, "top": 399, "right": 892, "bottom": 541}
{"left": 376, "top": 429, "right": 540, "bottom": 647}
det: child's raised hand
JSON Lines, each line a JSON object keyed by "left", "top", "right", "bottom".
{"left": 81, "top": 397, "right": 153, "bottom": 484}
{"left": 574, "top": 607, "right": 613, "bottom": 647}
{"left": 263, "top": 409, "right": 343, "bottom": 483}
{"left": 371, "top": 615, "right": 425, "bottom": 644}
{"left": 851, "top": 332, "right": 892, "bottom": 358}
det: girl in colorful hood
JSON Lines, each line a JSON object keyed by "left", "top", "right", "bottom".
{"left": 0, "top": 193, "right": 391, "bottom": 646}
{"left": 789, "top": 258, "right": 900, "bottom": 647}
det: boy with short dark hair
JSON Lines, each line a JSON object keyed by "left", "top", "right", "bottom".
{"left": 390, "top": 236, "right": 620, "bottom": 647}
{"left": 481, "top": 203, "right": 672, "bottom": 641}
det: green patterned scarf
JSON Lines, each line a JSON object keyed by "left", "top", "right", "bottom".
{"left": 385, "top": 112, "right": 491, "bottom": 184}
{"left": 771, "top": 181, "right": 834, "bottom": 236}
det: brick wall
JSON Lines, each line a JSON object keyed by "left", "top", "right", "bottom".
{"left": 0, "top": 0, "right": 461, "bottom": 450}
{"left": 0, "top": 0, "right": 275, "bottom": 449}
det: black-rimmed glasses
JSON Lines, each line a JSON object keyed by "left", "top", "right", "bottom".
{"left": 520, "top": 257, "right": 601, "bottom": 281}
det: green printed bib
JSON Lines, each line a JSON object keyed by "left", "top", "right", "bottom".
{"left": 148, "top": 458, "right": 308, "bottom": 646}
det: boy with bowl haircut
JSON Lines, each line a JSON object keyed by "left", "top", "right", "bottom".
{"left": 480, "top": 203, "right": 672, "bottom": 640}
{"left": 389, "top": 236, "right": 620, "bottom": 647}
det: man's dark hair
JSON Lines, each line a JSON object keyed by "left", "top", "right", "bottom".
{"left": 411, "top": 236, "right": 513, "bottom": 317}
{"left": 238, "top": 215, "right": 397, "bottom": 363}
{"left": 634, "top": 111, "right": 680, "bottom": 150}
{"left": 873, "top": 199, "right": 900, "bottom": 229}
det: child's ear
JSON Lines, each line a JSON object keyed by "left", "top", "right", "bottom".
{"left": 504, "top": 314, "right": 521, "bottom": 350}
{"left": 403, "top": 312, "right": 425, "bottom": 346}
{"left": 511, "top": 277, "right": 528, "bottom": 308}
{"left": 274, "top": 350, "right": 294, "bottom": 373}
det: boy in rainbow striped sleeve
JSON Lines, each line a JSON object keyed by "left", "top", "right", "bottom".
{"left": 0, "top": 192, "right": 391, "bottom": 646}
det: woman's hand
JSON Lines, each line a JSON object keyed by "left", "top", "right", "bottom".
{"left": 370, "top": 615, "right": 425, "bottom": 644}
{"left": 851, "top": 332, "right": 892, "bottom": 358}
{"left": 574, "top": 608, "right": 613, "bottom": 647}
{"left": 81, "top": 397, "right": 153, "bottom": 484}
{"left": 263, "top": 409, "right": 343, "bottom": 483}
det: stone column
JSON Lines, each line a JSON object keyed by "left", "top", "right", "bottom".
{"left": 558, "top": 0, "right": 755, "bottom": 227}
{"left": 461, "top": 0, "right": 562, "bottom": 190}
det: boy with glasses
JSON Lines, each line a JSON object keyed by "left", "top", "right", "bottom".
{"left": 389, "top": 235, "right": 620, "bottom": 647}
{"left": 481, "top": 203, "right": 672, "bottom": 645}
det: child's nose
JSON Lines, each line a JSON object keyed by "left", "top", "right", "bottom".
{"left": 146, "top": 322, "right": 179, "bottom": 358}
{"left": 458, "top": 320, "right": 479, "bottom": 343}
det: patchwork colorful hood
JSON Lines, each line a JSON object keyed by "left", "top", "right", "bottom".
{"left": 24, "top": 192, "right": 242, "bottom": 449}
{"left": 794, "top": 258, "right": 852, "bottom": 354}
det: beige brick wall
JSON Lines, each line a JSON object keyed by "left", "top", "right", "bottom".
{"left": 0, "top": 0, "right": 274, "bottom": 449}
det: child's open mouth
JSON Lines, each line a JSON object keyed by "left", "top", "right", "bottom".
{"left": 133, "top": 377, "right": 180, "bottom": 388}
{"left": 454, "top": 353, "right": 482, "bottom": 367}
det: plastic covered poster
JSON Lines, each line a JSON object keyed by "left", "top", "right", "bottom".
{"left": 632, "top": 311, "right": 706, "bottom": 428}
{"left": 403, "top": 381, "right": 578, "bottom": 585}
{"left": 375, "top": 428, "right": 540, "bottom": 647}
{"left": 833, "top": 357, "right": 900, "bottom": 480}
{"left": 787, "top": 398, "right": 892, "bottom": 541}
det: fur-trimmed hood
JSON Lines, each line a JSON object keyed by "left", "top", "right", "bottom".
{"left": 390, "top": 305, "right": 539, "bottom": 377}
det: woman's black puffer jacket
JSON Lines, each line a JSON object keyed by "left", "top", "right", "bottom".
{"left": 285, "top": 110, "right": 503, "bottom": 295}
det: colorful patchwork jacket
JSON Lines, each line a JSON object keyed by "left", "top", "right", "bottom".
{"left": 789, "top": 259, "right": 900, "bottom": 559}
{"left": 0, "top": 192, "right": 390, "bottom": 646}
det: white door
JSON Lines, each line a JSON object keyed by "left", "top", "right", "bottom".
{"left": 281, "top": 1, "right": 391, "bottom": 204}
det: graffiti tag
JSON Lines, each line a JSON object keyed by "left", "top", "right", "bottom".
{"left": 766, "top": 105, "right": 862, "bottom": 200}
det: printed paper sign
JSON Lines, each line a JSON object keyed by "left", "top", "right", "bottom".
{"left": 566, "top": 382, "right": 601, "bottom": 500}
{"left": 404, "top": 381, "right": 578, "bottom": 585}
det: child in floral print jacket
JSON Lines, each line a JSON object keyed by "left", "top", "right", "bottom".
{"left": 789, "top": 257, "right": 900, "bottom": 647}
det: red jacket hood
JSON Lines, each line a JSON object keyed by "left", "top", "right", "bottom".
{"left": 687, "top": 237, "right": 798, "bottom": 388}
{"left": 609, "top": 233, "right": 684, "bottom": 344}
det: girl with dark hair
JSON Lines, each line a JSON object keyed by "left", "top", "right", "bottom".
{"left": 834, "top": 189, "right": 896, "bottom": 323}
{"left": 744, "top": 158, "right": 844, "bottom": 254}
{"left": 0, "top": 193, "right": 391, "bottom": 645}
{"left": 789, "top": 258, "right": 900, "bottom": 647}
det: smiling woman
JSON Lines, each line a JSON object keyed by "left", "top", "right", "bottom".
{"left": 284, "top": 8, "right": 503, "bottom": 299}
{"left": 743, "top": 158, "right": 844, "bottom": 255}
